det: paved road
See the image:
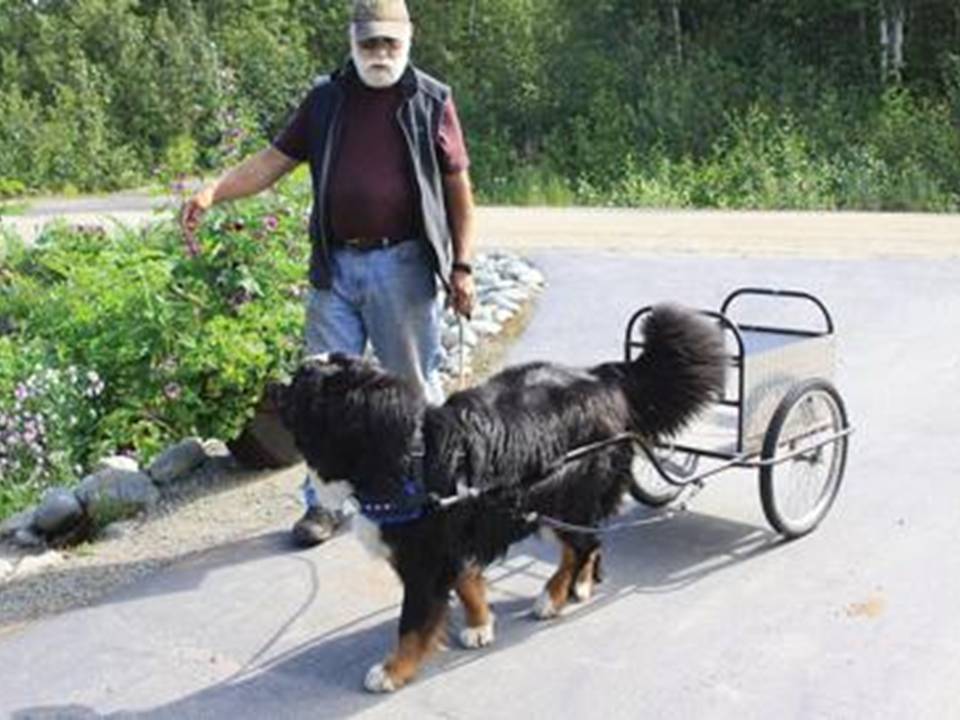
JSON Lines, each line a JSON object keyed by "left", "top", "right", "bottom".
{"left": 3, "top": 191, "right": 959, "bottom": 257}
{"left": 1, "top": 204, "right": 959, "bottom": 718}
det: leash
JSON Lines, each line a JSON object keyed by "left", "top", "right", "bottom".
{"left": 523, "top": 479, "right": 704, "bottom": 536}
{"left": 457, "top": 313, "right": 467, "bottom": 390}
{"left": 354, "top": 428, "right": 702, "bottom": 535}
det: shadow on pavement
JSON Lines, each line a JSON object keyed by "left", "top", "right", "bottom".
{"left": 11, "top": 504, "right": 784, "bottom": 719}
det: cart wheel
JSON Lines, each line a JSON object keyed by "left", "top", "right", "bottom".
{"left": 628, "top": 444, "right": 691, "bottom": 507}
{"left": 759, "top": 379, "right": 849, "bottom": 538}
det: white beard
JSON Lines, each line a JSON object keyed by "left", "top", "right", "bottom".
{"left": 350, "top": 34, "right": 410, "bottom": 89}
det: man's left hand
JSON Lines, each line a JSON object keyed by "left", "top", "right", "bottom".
{"left": 449, "top": 268, "right": 476, "bottom": 318}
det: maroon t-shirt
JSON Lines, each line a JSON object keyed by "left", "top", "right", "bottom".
{"left": 273, "top": 73, "right": 469, "bottom": 242}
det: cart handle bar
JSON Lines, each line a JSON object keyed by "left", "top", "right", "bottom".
{"left": 525, "top": 426, "right": 854, "bottom": 536}
{"left": 721, "top": 287, "right": 835, "bottom": 335}
{"left": 557, "top": 426, "right": 854, "bottom": 487}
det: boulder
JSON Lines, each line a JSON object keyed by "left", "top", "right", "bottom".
{"left": 75, "top": 468, "right": 159, "bottom": 525}
{"left": 12, "top": 527, "right": 45, "bottom": 549}
{"left": 33, "top": 487, "right": 84, "bottom": 535}
{"left": 147, "top": 437, "right": 207, "bottom": 485}
{"left": 95, "top": 455, "right": 141, "bottom": 473}
{"left": 0, "top": 507, "right": 36, "bottom": 539}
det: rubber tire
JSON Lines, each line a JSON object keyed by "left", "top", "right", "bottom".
{"left": 629, "top": 444, "right": 686, "bottom": 507}
{"left": 759, "top": 378, "right": 849, "bottom": 539}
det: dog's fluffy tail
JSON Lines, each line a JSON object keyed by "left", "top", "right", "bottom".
{"left": 625, "top": 303, "right": 727, "bottom": 438}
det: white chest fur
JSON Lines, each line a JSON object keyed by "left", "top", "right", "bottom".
{"left": 308, "top": 471, "right": 392, "bottom": 561}
{"left": 352, "top": 513, "right": 392, "bottom": 560}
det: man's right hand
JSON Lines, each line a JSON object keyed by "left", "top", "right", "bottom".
{"left": 180, "top": 187, "right": 215, "bottom": 256}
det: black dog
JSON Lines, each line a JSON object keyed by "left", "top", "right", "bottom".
{"left": 279, "top": 304, "right": 725, "bottom": 692}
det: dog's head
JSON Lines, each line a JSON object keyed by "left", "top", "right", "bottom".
{"left": 276, "top": 353, "right": 426, "bottom": 484}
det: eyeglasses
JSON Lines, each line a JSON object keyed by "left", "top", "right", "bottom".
{"left": 357, "top": 37, "right": 404, "bottom": 53}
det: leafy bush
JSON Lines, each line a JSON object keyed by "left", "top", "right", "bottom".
{"left": 0, "top": 190, "right": 311, "bottom": 517}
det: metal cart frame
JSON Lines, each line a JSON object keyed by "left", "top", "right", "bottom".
{"left": 623, "top": 287, "right": 853, "bottom": 538}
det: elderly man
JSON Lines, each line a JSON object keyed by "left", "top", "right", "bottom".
{"left": 181, "top": 0, "right": 476, "bottom": 547}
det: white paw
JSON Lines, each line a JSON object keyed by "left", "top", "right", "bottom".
{"left": 532, "top": 590, "right": 560, "bottom": 620}
{"left": 571, "top": 579, "right": 593, "bottom": 603}
{"left": 459, "top": 617, "right": 496, "bottom": 649}
{"left": 364, "top": 663, "right": 397, "bottom": 693}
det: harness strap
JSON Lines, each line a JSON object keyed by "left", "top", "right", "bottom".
{"left": 356, "top": 432, "right": 650, "bottom": 528}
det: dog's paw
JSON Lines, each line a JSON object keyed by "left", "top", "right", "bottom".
{"left": 459, "top": 617, "right": 495, "bottom": 649}
{"left": 364, "top": 663, "right": 398, "bottom": 693}
{"left": 570, "top": 577, "right": 594, "bottom": 603}
{"left": 532, "top": 590, "right": 562, "bottom": 620}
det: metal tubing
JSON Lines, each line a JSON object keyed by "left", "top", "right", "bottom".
{"left": 720, "top": 287, "right": 835, "bottom": 335}
{"left": 740, "top": 427, "right": 855, "bottom": 468}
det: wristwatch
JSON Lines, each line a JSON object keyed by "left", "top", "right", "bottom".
{"left": 452, "top": 261, "right": 473, "bottom": 275}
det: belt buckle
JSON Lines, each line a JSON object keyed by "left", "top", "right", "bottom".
{"left": 345, "top": 236, "right": 390, "bottom": 250}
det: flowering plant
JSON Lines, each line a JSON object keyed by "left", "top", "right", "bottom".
{"left": 0, "top": 183, "right": 311, "bottom": 517}
{"left": 0, "top": 354, "right": 105, "bottom": 517}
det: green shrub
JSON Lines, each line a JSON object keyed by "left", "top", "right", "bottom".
{"left": 0, "top": 178, "right": 27, "bottom": 200}
{"left": 0, "top": 191, "right": 311, "bottom": 519}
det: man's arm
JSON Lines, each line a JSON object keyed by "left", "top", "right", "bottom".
{"left": 180, "top": 147, "right": 300, "bottom": 248}
{"left": 443, "top": 169, "right": 477, "bottom": 317}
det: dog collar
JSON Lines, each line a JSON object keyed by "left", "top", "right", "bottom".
{"left": 356, "top": 473, "right": 430, "bottom": 525}
{"left": 355, "top": 425, "right": 431, "bottom": 526}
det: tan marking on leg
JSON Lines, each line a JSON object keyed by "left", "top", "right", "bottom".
{"left": 533, "top": 543, "right": 577, "bottom": 618}
{"left": 455, "top": 566, "right": 491, "bottom": 629}
{"left": 380, "top": 608, "right": 447, "bottom": 690}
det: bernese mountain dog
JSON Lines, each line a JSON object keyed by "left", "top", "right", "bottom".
{"left": 278, "top": 304, "right": 726, "bottom": 692}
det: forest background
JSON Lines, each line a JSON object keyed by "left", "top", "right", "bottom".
{"left": 0, "top": 0, "right": 959, "bottom": 210}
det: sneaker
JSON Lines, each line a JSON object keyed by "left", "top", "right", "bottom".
{"left": 291, "top": 506, "right": 340, "bottom": 548}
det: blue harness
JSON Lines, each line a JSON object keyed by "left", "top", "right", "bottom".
{"left": 356, "top": 474, "right": 432, "bottom": 526}
{"left": 354, "top": 429, "right": 434, "bottom": 526}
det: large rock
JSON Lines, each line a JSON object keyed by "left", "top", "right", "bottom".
{"left": 147, "top": 437, "right": 207, "bottom": 485}
{"left": 75, "top": 467, "right": 159, "bottom": 524}
{"left": 33, "top": 487, "right": 84, "bottom": 535}
{"left": 12, "top": 527, "right": 44, "bottom": 549}
{"left": 0, "top": 507, "right": 36, "bottom": 539}
{"left": 95, "top": 455, "right": 141, "bottom": 473}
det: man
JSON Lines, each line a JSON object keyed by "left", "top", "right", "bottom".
{"left": 181, "top": 0, "right": 476, "bottom": 547}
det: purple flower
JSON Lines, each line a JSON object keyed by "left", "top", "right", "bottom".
{"left": 164, "top": 383, "right": 182, "bottom": 401}
{"left": 263, "top": 215, "right": 279, "bottom": 232}
{"left": 14, "top": 384, "right": 29, "bottom": 402}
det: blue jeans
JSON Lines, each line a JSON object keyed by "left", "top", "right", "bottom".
{"left": 299, "top": 240, "right": 445, "bottom": 515}
{"left": 304, "top": 239, "right": 446, "bottom": 405}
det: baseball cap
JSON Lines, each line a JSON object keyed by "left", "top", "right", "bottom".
{"left": 351, "top": 0, "right": 412, "bottom": 41}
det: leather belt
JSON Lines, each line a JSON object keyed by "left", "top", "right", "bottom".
{"left": 338, "top": 236, "right": 410, "bottom": 251}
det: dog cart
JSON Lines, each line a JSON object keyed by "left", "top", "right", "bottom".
{"left": 624, "top": 287, "right": 852, "bottom": 539}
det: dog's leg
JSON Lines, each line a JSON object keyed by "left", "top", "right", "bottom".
{"left": 533, "top": 541, "right": 579, "bottom": 619}
{"left": 365, "top": 582, "right": 449, "bottom": 693}
{"left": 454, "top": 565, "right": 495, "bottom": 649}
{"left": 570, "top": 547, "right": 601, "bottom": 603}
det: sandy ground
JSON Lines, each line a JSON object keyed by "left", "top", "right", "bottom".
{"left": 3, "top": 199, "right": 959, "bottom": 257}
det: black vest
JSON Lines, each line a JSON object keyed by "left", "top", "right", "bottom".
{"left": 303, "top": 62, "right": 453, "bottom": 289}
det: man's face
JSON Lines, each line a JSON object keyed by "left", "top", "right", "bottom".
{"left": 350, "top": 30, "right": 411, "bottom": 88}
